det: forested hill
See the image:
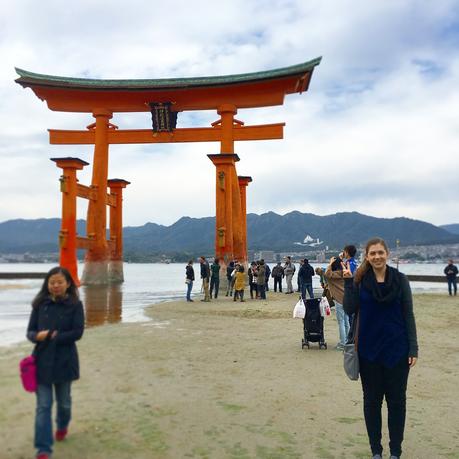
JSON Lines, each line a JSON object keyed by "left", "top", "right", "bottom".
{"left": 0, "top": 212, "right": 457, "bottom": 254}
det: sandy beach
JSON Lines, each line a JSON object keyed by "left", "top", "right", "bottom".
{"left": 1, "top": 291, "right": 458, "bottom": 459}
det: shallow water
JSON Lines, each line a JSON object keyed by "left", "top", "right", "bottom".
{"left": 0, "top": 262, "right": 448, "bottom": 346}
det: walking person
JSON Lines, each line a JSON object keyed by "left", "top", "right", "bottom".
{"left": 233, "top": 264, "right": 246, "bottom": 302}
{"left": 444, "top": 259, "right": 458, "bottom": 296}
{"left": 209, "top": 258, "right": 221, "bottom": 299}
{"left": 284, "top": 256, "right": 295, "bottom": 294}
{"left": 343, "top": 237, "right": 418, "bottom": 459}
{"left": 26, "top": 266, "right": 85, "bottom": 459}
{"left": 257, "top": 260, "right": 267, "bottom": 300}
{"left": 199, "top": 256, "right": 211, "bottom": 302}
{"left": 248, "top": 262, "right": 258, "bottom": 299}
{"left": 325, "top": 256, "right": 349, "bottom": 350}
{"left": 272, "top": 262, "right": 284, "bottom": 292}
{"left": 298, "top": 258, "right": 315, "bottom": 299}
{"left": 185, "top": 259, "right": 195, "bottom": 302}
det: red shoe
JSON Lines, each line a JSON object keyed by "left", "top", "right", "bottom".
{"left": 37, "top": 454, "right": 50, "bottom": 459}
{"left": 55, "top": 427, "right": 68, "bottom": 441}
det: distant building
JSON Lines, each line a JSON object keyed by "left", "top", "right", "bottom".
{"left": 253, "top": 250, "right": 276, "bottom": 262}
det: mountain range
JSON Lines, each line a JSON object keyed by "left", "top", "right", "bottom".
{"left": 0, "top": 212, "right": 458, "bottom": 256}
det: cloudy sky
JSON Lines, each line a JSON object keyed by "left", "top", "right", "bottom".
{"left": 1, "top": 1, "right": 458, "bottom": 228}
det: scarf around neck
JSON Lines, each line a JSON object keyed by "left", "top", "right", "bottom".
{"left": 361, "top": 265, "right": 401, "bottom": 305}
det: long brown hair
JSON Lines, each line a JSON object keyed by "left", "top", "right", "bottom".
{"left": 354, "top": 237, "right": 389, "bottom": 284}
{"left": 32, "top": 266, "right": 79, "bottom": 308}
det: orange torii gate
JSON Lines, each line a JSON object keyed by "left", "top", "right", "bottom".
{"left": 15, "top": 58, "right": 321, "bottom": 285}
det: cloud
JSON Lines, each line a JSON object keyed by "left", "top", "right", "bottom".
{"left": 1, "top": 0, "right": 459, "bottom": 228}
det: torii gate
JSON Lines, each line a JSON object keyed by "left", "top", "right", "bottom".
{"left": 15, "top": 58, "right": 321, "bottom": 285}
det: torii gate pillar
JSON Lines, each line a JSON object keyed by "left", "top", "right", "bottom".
{"left": 238, "top": 176, "right": 252, "bottom": 260}
{"left": 81, "top": 109, "right": 113, "bottom": 285}
{"left": 108, "top": 179, "right": 130, "bottom": 283}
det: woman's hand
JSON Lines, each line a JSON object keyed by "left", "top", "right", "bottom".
{"left": 36, "top": 330, "right": 50, "bottom": 341}
{"left": 408, "top": 356, "right": 417, "bottom": 368}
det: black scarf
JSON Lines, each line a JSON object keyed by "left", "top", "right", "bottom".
{"left": 361, "top": 265, "right": 401, "bottom": 305}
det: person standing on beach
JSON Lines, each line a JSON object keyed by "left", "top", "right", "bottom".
{"left": 248, "top": 262, "right": 258, "bottom": 299}
{"left": 444, "top": 259, "right": 458, "bottom": 296}
{"left": 264, "top": 263, "right": 271, "bottom": 291}
{"left": 257, "top": 260, "right": 267, "bottom": 300}
{"left": 343, "top": 244, "right": 358, "bottom": 275}
{"left": 209, "top": 258, "right": 221, "bottom": 299}
{"left": 26, "top": 266, "right": 85, "bottom": 459}
{"left": 199, "top": 256, "right": 211, "bottom": 302}
{"left": 233, "top": 264, "right": 246, "bottom": 302}
{"left": 284, "top": 256, "right": 295, "bottom": 294}
{"left": 185, "top": 260, "right": 195, "bottom": 302}
{"left": 225, "top": 261, "right": 235, "bottom": 297}
{"left": 343, "top": 237, "right": 418, "bottom": 459}
{"left": 298, "top": 258, "right": 315, "bottom": 299}
{"left": 325, "top": 256, "right": 349, "bottom": 350}
{"left": 272, "top": 262, "right": 284, "bottom": 292}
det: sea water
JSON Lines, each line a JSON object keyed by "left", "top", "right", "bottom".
{"left": 0, "top": 262, "right": 448, "bottom": 346}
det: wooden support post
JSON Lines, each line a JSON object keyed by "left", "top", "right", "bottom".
{"left": 50, "top": 157, "right": 89, "bottom": 286}
{"left": 107, "top": 179, "right": 130, "bottom": 283}
{"left": 238, "top": 176, "right": 252, "bottom": 264}
{"left": 207, "top": 154, "right": 240, "bottom": 270}
{"left": 82, "top": 109, "right": 113, "bottom": 285}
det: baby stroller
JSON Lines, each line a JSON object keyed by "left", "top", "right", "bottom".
{"left": 301, "top": 297, "right": 327, "bottom": 349}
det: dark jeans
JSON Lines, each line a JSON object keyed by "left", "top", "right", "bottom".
{"left": 447, "top": 277, "right": 457, "bottom": 295}
{"left": 274, "top": 277, "right": 283, "bottom": 292}
{"left": 35, "top": 382, "right": 72, "bottom": 455}
{"left": 258, "top": 284, "right": 266, "bottom": 299}
{"left": 234, "top": 290, "right": 244, "bottom": 301}
{"left": 301, "top": 282, "right": 314, "bottom": 299}
{"left": 359, "top": 356, "right": 410, "bottom": 457}
{"left": 210, "top": 276, "right": 220, "bottom": 298}
{"left": 249, "top": 282, "right": 258, "bottom": 298}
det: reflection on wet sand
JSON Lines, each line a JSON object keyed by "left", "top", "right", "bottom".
{"left": 82, "top": 285, "right": 122, "bottom": 327}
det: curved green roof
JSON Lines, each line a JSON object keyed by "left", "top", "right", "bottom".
{"left": 15, "top": 58, "right": 321, "bottom": 90}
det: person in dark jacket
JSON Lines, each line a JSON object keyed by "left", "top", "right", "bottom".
{"left": 271, "top": 262, "right": 284, "bottom": 292}
{"left": 209, "top": 258, "right": 221, "bottom": 299}
{"left": 298, "top": 258, "right": 315, "bottom": 299}
{"left": 26, "top": 266, "right": 84, "bottom": 459}
{"left": 444, "top": 259, "right": 458, "bottom": 296}
{"left": 185, "top": 259, "right": 195, "bottom": 302}
{"left": 343, "top": 238, "right": 418, "bottom": 459}
{"left": 199, "top": 256, "right": 211, "bottom": 302}
{"left": 257, "top": 260, "right": 267, "bottom": 300}
{"left": 225, "top": 261, "right": 235, "bottom": 297}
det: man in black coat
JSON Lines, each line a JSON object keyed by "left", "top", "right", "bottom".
{"left": 298, "top": 258, "right": 315, "bottom": 299}
{"left": 444, "top": 259, "right": 458, "bottom": 296}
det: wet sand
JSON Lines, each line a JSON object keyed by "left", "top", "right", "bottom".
{"left": 1, "top": 292, "right": 458, "bottom": 458}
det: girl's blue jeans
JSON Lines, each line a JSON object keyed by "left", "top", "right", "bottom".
{"left": 35, "top": 381, "right": 72, "bottom": 455}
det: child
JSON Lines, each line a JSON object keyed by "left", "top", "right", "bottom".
{"left": 233, "top": 264, "right": 246, "bottom": 302}
{"left": 26, "top": 266, "right": 85, "bottom": 459}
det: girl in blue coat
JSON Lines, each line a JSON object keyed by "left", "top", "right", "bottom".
{"left": 27, "top": 266, "right": 85, "bottom": 459}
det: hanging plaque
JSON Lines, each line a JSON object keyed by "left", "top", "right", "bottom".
{"left": 149, "top": 102, "right": 178, "bottom": 132}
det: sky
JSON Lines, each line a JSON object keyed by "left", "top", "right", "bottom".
{"left": 0, "top": 0, "right": 458, "bottom": 228}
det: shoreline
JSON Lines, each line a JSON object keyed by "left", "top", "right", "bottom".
{"left": 1, "top": 292, "right": 458, "bottom": 458}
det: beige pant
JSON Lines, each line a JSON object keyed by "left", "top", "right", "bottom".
{"left": 202, "top": 278, "right": 210, "bottom": 301}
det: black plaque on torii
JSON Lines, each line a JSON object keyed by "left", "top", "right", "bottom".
{"left": 149, "top": 102, "right": 178, "bottom": 132}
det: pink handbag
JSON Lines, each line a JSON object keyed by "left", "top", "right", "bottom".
{"left": 19, "top": 355, "right": 37, "bottom": 392}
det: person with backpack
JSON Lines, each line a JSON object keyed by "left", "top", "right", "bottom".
{"left": 343, "top": 237, "right": 418, "bottom": 459}
{"left": 271, "top": 262, "right": 284, "bottom": 292}
{"left": 26, "top": 266, "right": 85, "bottom": 459}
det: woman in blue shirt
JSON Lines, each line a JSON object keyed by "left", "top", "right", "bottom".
{"left": 343, "top": 238, "right": 418, "bottom": 459}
